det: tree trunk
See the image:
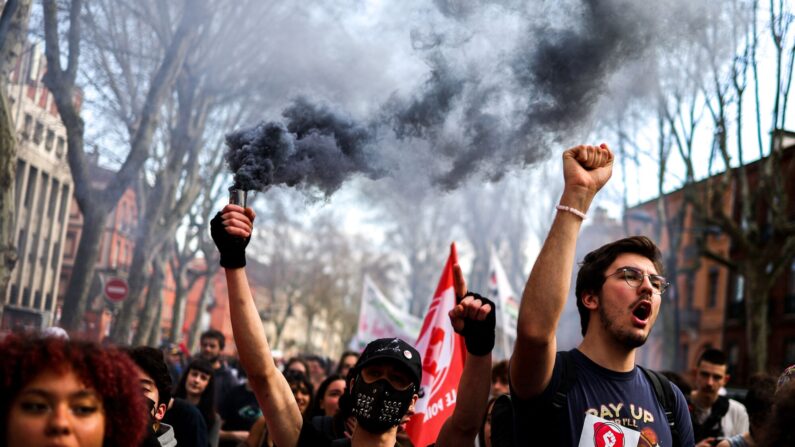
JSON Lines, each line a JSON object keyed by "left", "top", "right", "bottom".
{"left": 110, "top": 231, "right": 150, "bottom": 342}
{"left": 170, "top": 264, "right": 189, "bottom": 342}
{"left": 743, "top": 266, "right": 772, "bottom": 373}
{"left": 147, "top": 299, "right": 163, "bottom": 347}
{"left": 132, "top": 254, "right": 165, "bottom": 346}
{"left": 58, "top": 209, "right": 106, "bottom": 332}
{"left": 187, "top": 269, "right": 216, "bottom": 354}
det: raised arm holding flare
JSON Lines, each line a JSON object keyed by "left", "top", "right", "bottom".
{"left": 507, "top": 144, "right": 694, "bottom": 446}
{"left": 211, "top": 204, "right": 303, "bottom": 447}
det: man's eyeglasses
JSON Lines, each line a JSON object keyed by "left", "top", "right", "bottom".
{"left": 606, "top": 267, "right": 669, "bottom": 295}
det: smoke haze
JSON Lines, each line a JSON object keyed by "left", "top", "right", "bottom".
{"left": 223, "top": 0, "right": 709, "bottom": 194}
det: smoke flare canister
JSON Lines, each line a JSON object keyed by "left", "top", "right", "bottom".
{"left": 229, "top": 187, "right": 247, "bottom": 208}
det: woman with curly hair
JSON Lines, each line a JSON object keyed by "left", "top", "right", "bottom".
{"left": 0, "top": 334, "right": 149, "bottom": 447}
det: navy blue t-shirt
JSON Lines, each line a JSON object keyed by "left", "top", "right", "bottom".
{"left": 511, "top": 349, "right": 694, "bottom": 447}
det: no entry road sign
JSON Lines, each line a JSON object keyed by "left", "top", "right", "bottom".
{"left": 104, "top": 277, "right": 129, "bottom": 302}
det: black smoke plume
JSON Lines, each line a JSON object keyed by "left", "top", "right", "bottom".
{"left": 225, "top": 97, "right": 381, "bottom": 196}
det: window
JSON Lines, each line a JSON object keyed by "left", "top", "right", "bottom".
{"left": 34, "top": 291, "right": 42, "bottom": 309}
{"left": 45, "top": 293, "right": 53, "bottom": 311}
{"left": 33, "top": 121, "right": 44, "bottom": 145}
{"left": 64, "top": 231, "right": 76, "bottom": 259}
{"left": 686, "top": 272, "right": 696, "bottom": 309}
{"left": 22, "top": 114, "right": 32, "bottom": 140}
{"left": 16, "top": 229, "right": 26, "bottom": 263}
{"left": 51, "top": 242, "right": 60, "bottom": 269}
{"left": 24, "top": 167, "right": 37, "bottom": 208}
{"left": 58, "top": 185, "right": 69, "bottom": 225}
{"left": 14, "top": 159, "right": 25, "bottom": 208}
{"left": 56, "top": 136, "right": 65, "bottom": 157}
{"left": 728, "top": 274, "right": 745, "bottom": 319}
{"left": 708, "top": 268, "right": 720, "bottom": 308}
{"left": 786, "top": 338, "right": 795, "bottom": 369}
{"left": 9, "top": 285, "right": 19, "bottom": 305}
{"left": 47, "top": 179, "right": 58, "bottom": 218}
{"left": 45, "top": 129, "right": 55, "bottom": 152}
{"left": 40, "top": 237, "right": 49, "bottom": 266}
{"left": 734, "top": 275, "right": 745, "bottom": 303}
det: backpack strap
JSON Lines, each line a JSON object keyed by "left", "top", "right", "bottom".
{"left": 639, "top": 366, "right": 680, "bottom": 447}
{"left": 552, "top": 350, "right": 578, "bottom": 409}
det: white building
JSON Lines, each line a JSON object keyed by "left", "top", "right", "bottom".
{"left": 2, "top": 43, "right": 73, "bottom": 330}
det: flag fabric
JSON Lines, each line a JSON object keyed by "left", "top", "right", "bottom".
{"left": 406, "top": 243, "right": 467, "bottom": 447}
{"left": 349, "top": 275, "right": 422, "bottom": 351}
{"left": 488, "top": 246, "right": 519, "bottom": 360}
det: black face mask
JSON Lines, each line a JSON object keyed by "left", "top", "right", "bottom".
{"left": 144, "top": 396, "right": 159, "bottom": 432}
{"left": 351, "top": 377, "right": 414, "bottom": 434}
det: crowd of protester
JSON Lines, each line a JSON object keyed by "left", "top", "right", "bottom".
{"left": 4, "top": 145, "right": 795, "bottom": 446}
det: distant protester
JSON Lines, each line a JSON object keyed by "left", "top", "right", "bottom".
{"left": 174, "top": 358, "right": 219, "bottom": 444}
{"left": 716, "top": 374, "right": 776, "bottom": 447}
{"left": 126, "top": 346, "right": 178, "bottom": 447}
{"left": 0, "top": 334, "right": 148, "bottom": 447}
{"left": 310, "top": 374, "right": 346, "bottom": 418}
{"left": 284, "top": 357, "right": 310, "bottom": 376}
{"left": 335, "top": 351, "right": 359, "bottom": 377}
{"left": 757, "top": 379, "right": 795, "bottom": 447}
{"left": 199, "top": 329, "right": 239, "bottom": 403}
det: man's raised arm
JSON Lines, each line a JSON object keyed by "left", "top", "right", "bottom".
{"left": 510, "top": 145, "right": 613, "bottom": 399}
{"left": 435, "top": 264, "right": 495, "bottom": 447}
{"left": 211, "top": 204, "right": 303, "bottom": 447}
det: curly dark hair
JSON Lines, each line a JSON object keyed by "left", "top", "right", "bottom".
{"left": 575, "top": 236, "right": 664, "bottom": 336}
{"left": 0, "top": 335, "right": 148, "bottom": 447}
{"left": 174, "top": 358, "right": 216, "bottom": 433}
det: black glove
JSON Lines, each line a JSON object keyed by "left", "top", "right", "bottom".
{"left": 210, "top": 212, "right": 250, "bottom": 268}
{"left": 458, "top": 291, "right": 496, "bottom": 356}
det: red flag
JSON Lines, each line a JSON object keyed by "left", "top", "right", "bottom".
{"left": 406, "top": 243, "right": 467, "bottom": 447}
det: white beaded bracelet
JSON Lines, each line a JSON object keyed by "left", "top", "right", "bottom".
{"left": 556, "top": 205, "right": 587, "bottom": 220}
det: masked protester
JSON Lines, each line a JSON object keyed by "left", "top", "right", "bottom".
{"left": 210, "top": 204, "right": 496, "bottom": 447}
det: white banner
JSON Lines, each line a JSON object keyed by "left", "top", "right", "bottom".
{"left": 488, "top": 247, "right": 519, "bottom": 360}
{"left": 349, "top": 276, "right": 422, "bottom": 351}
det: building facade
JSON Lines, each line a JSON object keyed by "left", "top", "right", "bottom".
{"left": 2, "top": 44, "right": 73, "bottom": 331}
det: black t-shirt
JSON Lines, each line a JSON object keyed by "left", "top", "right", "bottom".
{"left": 510, "top": 349, "right": 694, "bottom": 447}
{"left": 162, "top": 398, "right": 209, "bottom": 447}
{"left": 213, "top": 364, "right": 239, "bottom": 407}
{"left": 218, "top": 384, "right": 262, "bottom": 447}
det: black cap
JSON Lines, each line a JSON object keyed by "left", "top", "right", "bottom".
{"left": 355, "top": 338, "right": 422, "bottom": 389}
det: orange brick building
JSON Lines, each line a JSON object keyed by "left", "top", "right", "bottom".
{"left": 626, "top": 132, "right": 795, "bottom": 383}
